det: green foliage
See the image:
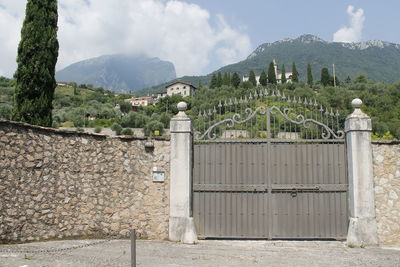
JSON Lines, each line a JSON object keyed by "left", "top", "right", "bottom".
{"left": 210, "top": 73, "right": 218, "bottom": 88}
{"left": 0, "top": 103, "right": 12, "bottom": 120}
{"left": 76, "top": 127, "right": 84, "bottom": 132}
{"left": 231, "top": 73, "right": 241, "bottom": 88}
{"left": 144, "top": 120, "right": 164, "bottom": 136}
{"left": 0, "top": 76, "right": 15, "bottom": 87}
{"left": 216, "top": 72, "right": 223, "bottom": 87}
{"left": 259, "top": 71, "right": 267, "bottom": 86}
{"left": 248, "top": 70, "right": 257, "bottom": 87}
{"left": 222, "top": 73, "right": 231, "bottom": 86}
{"left": 51, "top": 121, "right": 59, "bottom": 128}
{"left": 94, "top": 127, "right": 102, "bottom": 133}
{"left": 111, "top": 123, "right": 123, "bottom": 135}
{"left": 60, "top": 121, "right": 74, "bottom": 127}
{"left": 12, "top": 0, "right": 59, "bottom": 127}
{"left": 240, "top": 81, "right": 254, "bottom": 89}
{"left": 355, "top": 74, "right": 368, "bottom": 83}
{"left": 121, "top": 111, "right": 149, "bottom": 128}
{"left": 281, "top": 64, "right": 287, "bottom": 84}
{"left": 119, "top": 101, "right": 132, "bottom": 114}
{"left": 291, "top": 62, "right": 299, "bottom": 83}
{"left": 121, "top": 128, "right": 134, "bottom": 136}
{"left": 307, "top": 63, "right": 313, "bottom": 86}
{"left": 321, "top": 67, "right": 330, "bottom": 86}
{"left": 267, "top": 62, "right": 277, "bottom": 84}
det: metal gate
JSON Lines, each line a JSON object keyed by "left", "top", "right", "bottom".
{"left": 192, "top": 90, "right": 348, "bottom": 239}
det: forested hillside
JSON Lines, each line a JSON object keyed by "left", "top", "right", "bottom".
{"left": 1, "top": 75, "right": 399, "bottom": 139}
{"left": 137, "top": 34, "right": 400, "bottom": 97}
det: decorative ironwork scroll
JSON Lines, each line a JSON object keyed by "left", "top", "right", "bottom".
{"left": 194, "top": 105, "right": 344, "bottom": 141}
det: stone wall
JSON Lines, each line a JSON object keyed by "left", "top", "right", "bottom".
{"left": 0, "top": 120, "right": 170, "bottom": 243}
{"left": 372, "top": 142, "right": 400, "bottom": 246}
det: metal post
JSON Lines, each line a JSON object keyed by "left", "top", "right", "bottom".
{"left": 131, "top": 229, "right": 136, "bottom": 267}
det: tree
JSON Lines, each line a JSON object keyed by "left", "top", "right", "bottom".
{"left": 248, "top": 70, "right": 257, "bottom": 87}
{"left": 210, "top": 73, "right": 218, "bottom": 88}
{"left": 291, "top": 62, "right": 299, "bottom": 83}
{"left": 119, "top": 101, "right": 132, "bottom": 114}
{"left": 267, "top": 62, "right": 277, "bottom": 84}
{"left": 320, "top": 67, "right": 330, "bottom": 86}
{"left": 259, "top": 71, "right": 267, "bottom": 86}
{"left": 281, "top": 64, "right": 287, "bottom": 84}
{"left": 231, "top": 73, "right": 241, "bottom": 88}
{"left": 12, "top": 0, "right": 59, "bottom": 127}
{"left": 222, "top": 72, "right": 230, "bottom": 86}
{"left": 345, "top": 76, "right": 352, "bottom": 84}
{"left": 307, "top": 63, "right": 313, "bottom": 86}
{"left": 216, "top": 72, "right": 223, "bottom": 87}
{"left": 355, "top": 74, "right": 368, "bottom": 83}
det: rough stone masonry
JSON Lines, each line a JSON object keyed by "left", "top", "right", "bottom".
{"left": 0, "top": 120, "right": 170, "bottom": 243}
{"left": 372, "top": 141, "right": 400, "bottom": 246}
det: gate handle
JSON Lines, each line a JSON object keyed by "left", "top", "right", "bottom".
{"left": 290, "top": 189, "right": 298, "bottom": 198}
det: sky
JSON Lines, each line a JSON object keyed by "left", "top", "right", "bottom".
{"left": 0, "top": 0, "right": 399, "bottom": 78}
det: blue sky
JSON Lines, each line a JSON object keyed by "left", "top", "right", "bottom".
{"left": 188, "top": 0, "right": 400, "bottom": 45}
{"left": 0, "top": 0, "right": 398, "bottom": 77}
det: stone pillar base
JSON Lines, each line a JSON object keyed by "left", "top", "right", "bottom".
{"left": 347, "top": 217, "right": 378, "bottom": 247}
{"left": 169, "top": 216, "right": 198, "bottom": 244}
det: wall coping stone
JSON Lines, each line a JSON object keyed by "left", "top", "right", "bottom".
{"left": 0, "top": 119, "right": 170, "bottom": 141}
{"left": 371, "top": 140, "right": 400, "bottom": 145}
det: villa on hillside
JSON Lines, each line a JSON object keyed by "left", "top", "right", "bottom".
{"left": 165, "top": 81, "right": 197, "bottom": 97}
{"left": 243, "top": 59, "right": 293, "bottom": 84}
{"left": 125, "top": 96, "right": 154, "bottom": 108}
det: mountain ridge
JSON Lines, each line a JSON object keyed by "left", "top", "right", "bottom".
{"left": 56, "top": 54, "right": 176, "bottom": 93}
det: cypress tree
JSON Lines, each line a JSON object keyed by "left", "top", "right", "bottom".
{"left": 291, "top": 62, "right": 299, "bottom": 83}
{"left": 216, "top": 72, "right": 223, "bottom": 87}
{"left": 281, "top": 64, "right": 287, "bottom": 84}
{"left": 320, "top": 67, "right": 330, "bottom": 86}
{"left": 231, "top": 73, "right": 241, "bottom": 88}
{"left": 259, "top": 71, "right": 267, "bottom": 86}
{"left": 210, "top": 73, "right": 218, "bottom": 88}
{"left": 12, "top": 0, "right": 59, "bottom": 127}
{"left": 307, "top": 63, "right": 313, "bottom": 86}
{"left": 222, "top": 72, "right": 230, "bottom": 86}
{"left": 267, "top": 62, "right": 277, "bottom": 84}
{"left": 249, "top": 70, "right": 257, "bottom": 87}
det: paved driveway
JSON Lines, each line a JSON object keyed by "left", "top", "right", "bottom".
{"left": 1, "top": 239, "right": 399, "bottom": 267}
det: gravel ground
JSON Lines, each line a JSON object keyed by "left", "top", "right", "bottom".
{"left": 0, "top": 239, "right": 399, "bottom": 267}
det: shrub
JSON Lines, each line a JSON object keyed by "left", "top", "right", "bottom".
{"left": 51, "top": 121, "right": 59, "bottom": 128}
{"left": 111, "top": 123, "right": 122, "bottom": 135}
{"left": 76, "top": 127, "right": 84, "bottom": 132}
{"left": 144, "top": 120, "right": 164, "bottom": 136}
{"left": 60, "top": 121, "right": 74, "bottom": 127}
{"left": 121, "top": 128, "right": 133, "bottom": 136}
{"left": 94, "top": 127, "right": 102, "bottom": 133}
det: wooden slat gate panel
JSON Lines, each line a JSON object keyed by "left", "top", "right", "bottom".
{"left": 193, "top": 141, "right": 348, "bottom": 239}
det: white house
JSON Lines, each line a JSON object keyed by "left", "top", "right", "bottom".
{"left": 243, "top": 59, "right": 293, "bottom": 84}
{"left": 125, "top": 96, "right": 154, "bottom": 107}
{"left": 166, "top": 81, "right": 196, "bottom": 97}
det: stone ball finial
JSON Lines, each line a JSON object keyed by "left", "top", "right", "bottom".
{"left": 351, "top": 98, "right": 363, "bottom": 109}
{"left": 177, "top": 102, "right": 187, "bottom": 112}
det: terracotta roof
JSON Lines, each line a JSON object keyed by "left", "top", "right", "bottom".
{"left": 165, "top": 81, "right": 197, "bottom": 89}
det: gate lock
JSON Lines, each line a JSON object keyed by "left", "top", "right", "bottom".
{"left": 290, "top": 189, "right": 298, "bottom": 198}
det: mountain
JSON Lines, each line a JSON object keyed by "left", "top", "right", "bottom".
{"left": 220, "top": 34, "right": 400, "bottom": 83}
{"left": 137, "top": 34, "right": 400, "bottom": 95}
{"left": 56, "top": 54, "right": 176, "bottom": 93}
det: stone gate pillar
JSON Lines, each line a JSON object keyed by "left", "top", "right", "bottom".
{"left": 169, "top": 102, "right": 197, "bottom": 244}
{"left": 345, "top": 98, "right": 378, "bottom": 246}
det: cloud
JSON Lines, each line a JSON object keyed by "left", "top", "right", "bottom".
{"left": 333, "top": 5, "right": 365, "bottom": 43}
{"left": 0, "top": 0, "right": 252, "bottom": 77}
